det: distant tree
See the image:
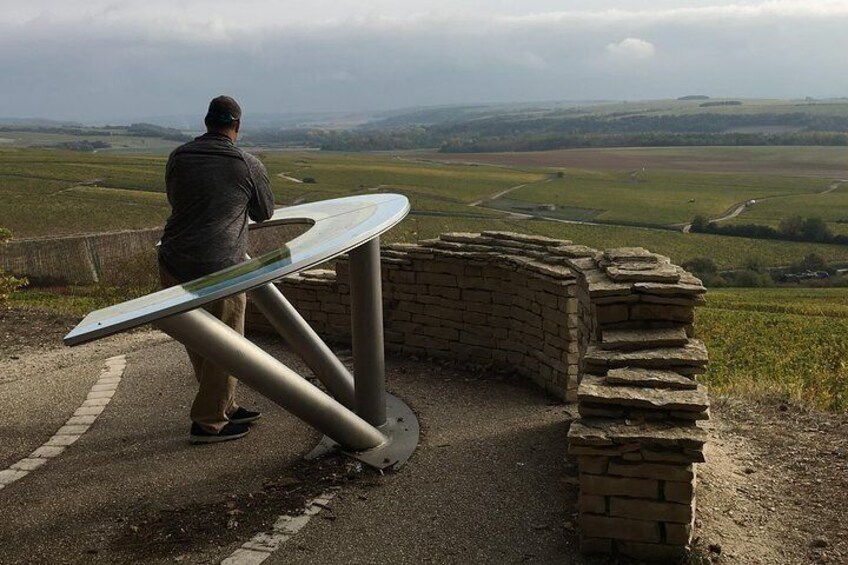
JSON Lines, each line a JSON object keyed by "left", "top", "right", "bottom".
{"left": 732, "top": 269, "right": 773, "bottom": 287}
{"left": 742, "top": 256, "right": 769, "bottom": 274}
{"left": 778, "top": 215, "right": 805, "bottom": 238}
{"left": 683, "top": 257, "right": 718, "bottom": 276}
{"left": 690, "top": 215, "right": 710, "bottom": 232}
{"left": 800, "top": 217, "right": 832, "bottom": 242}
{"left": 682, "top": 256, "right": 720, "bottom": 286}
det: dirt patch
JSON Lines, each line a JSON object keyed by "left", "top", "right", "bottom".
{"left": 0, "top": 304, "right": 76, "bottom": 357}
{"left": 696, "top": 398, "right": 848, "bottom": 564}
{"left": 110, "top": 455, "right": 381, "bottom": 562}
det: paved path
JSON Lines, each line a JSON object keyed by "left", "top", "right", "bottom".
{"left": 0, "top": 331, "right": 580, "bottom": 564}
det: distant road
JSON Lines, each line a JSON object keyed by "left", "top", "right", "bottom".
{"left": 469, "top": 177, "right": 552, "bottom": 207}
{"left": 680, "top": 179, "right": 848, "bottom": 233}
{"left": 277, "top": 172, "right": 303, "bottom": 183}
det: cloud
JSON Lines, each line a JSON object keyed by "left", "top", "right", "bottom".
{"left": 2, "top": 2, "right": 848, "bottom": 120}
{"left": 606, "top": 38, "right": 656, "bottom": 59}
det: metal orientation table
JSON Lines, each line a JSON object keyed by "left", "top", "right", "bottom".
{"left": 65, "top": 194, "right": 418, "bottom": 469}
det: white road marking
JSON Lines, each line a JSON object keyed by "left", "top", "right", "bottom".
{"left": 221, "top": 491, "right": 337, "bottom": 565}
{"left": 0, "top": 355, "right": 127, "bottom": 491}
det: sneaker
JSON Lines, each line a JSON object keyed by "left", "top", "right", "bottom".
{"left": 189, "top": 422, "right": 250, "bottom": 444}
{"left": 229, "top": 406, "right": 262, "bottom": 425}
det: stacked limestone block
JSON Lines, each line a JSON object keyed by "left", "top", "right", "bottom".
{"left": 246, "top": 231, "right": 593, "bottom": 401}
{"left": 245, "top": 236, "right": 710, "bottom": 559}
{"left": 348, "top": 231, "right": 590, "bottom": 401}
{"left": 567, "top": 247, "right": 709, "bottom": 562}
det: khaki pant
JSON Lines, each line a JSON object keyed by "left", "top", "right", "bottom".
{"left": 160, "top": 265, "right": 245, "bottom": 433}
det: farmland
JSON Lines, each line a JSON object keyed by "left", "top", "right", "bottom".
{"left": 4, "top": 147, "right": 848, "bottom": 271}
{"left": 699, "top": 288, "right": 848, "bottom": 411}
{"left": 0, "top": 149, "right": 170, "bottom": 237}
{"left": 499, "top": 169, "right": 829, "bottom": 226}
{"left": 4, "top": 145, "right": 848, "bottom": 412}
{"left": 426, "top": 145, "right": 848, "bottom": 178}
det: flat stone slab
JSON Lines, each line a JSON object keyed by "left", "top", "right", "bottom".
{"left": 601, "top": 327, "right": 689, "bottom": 351}
{"left": 603, "top": 247, "right": 658, "bottom": 263}
{"left": 481, "top": 230, "right": 569, "bottom": 247}
{"left": 585, "top": 340, "right": 709, "bottom": 370}
{"left": 586, "top": 271, "right": 632, "bottom": 297}
{"left": 605, "top": 368, "right": 698, "bottom": 390}
{"left": 605, "top": 265, "right": 681, "bottom": 284}
{"left": 439, "top": 232, "right": 491, "bottom": 244}
{"left": 568, "top": 419, "right": 708, "bottom": 450}
{"left": 524, "top": 261, "right": 577, "bottom": 280}
{"left": 633, "top": 282, "right": 706, "bottom": 296}
{"left": 578, "top": 375, "right": 709, "bottom": 412}
{"left": 550, "top": 244, "right": 597, "bottom": 258}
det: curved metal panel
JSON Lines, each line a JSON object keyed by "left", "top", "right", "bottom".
{"left": 64, "top": 194, "right": 410, "bottom": 346}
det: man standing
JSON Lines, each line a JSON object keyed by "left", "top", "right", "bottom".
{"left": 158, "top": 95, "right": 275, "bottom": 443}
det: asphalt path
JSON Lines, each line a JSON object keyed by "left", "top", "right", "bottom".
{"left": 0, "top": 330, "right": 582, "bottom": 564}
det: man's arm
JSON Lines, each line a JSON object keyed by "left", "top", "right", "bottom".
{"left": 244, "top": 153, "right": 274, "bottom": 222}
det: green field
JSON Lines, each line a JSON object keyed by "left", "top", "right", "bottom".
{"left": 261, "top": 152, "right": 546, "bottom": 209}
{"left": 699, "top": 288, "right": 848, "bottom": 411}
{"left": 0, "top": 149, "right": 169, "bottom": 237}
{"left": 4, "top": 145, "right": 848, "bottom": 413}
{"left": 4, "top": 147, "right": 848, "bottom": 271}
{"left": 503, "top": 169, "right": 829, "bottom": 226}
{"left": 0, "top": 129, "right": 182, "bottom": 154}
{"left": 723, "top": 182, "right": 848, "bottom": 229}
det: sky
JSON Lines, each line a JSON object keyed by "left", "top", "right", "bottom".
{"left": 2, "top": 0, "right": 848, "bottom": 123}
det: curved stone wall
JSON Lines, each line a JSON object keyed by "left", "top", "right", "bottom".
{"left": 245, "top": 231, "right": 709, "bottom": 562}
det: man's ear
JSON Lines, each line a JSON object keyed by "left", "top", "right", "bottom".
{"left": 234, "top": 120, "right": 241, "bottom": 134}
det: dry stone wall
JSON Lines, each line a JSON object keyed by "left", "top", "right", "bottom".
{"left": 1, "top": 228, "right": 162, "bottom": 285}
{"left": 248, "top": 231, "right": 592, "bottom": 400}
{"left": 245, "top": 232, "right": 709, "bottom": 562}
{"left": 568, "top": 246, "right": 709, "bottom": 561}
{"left": 0, "top": 223, "right": 309, "bottom": 287}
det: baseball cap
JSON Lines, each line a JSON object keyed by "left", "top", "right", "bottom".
{"left": 205, "top": 95, "right": 242, "bottom": 125}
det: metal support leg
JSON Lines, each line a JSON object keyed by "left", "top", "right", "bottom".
{"left": 154, "top": 308, "right": 386, "bottom": 451}
{"left": 349, "top": 237, "right": 387, "bottom": 426}
{"left": 248, "top": 283, "right": 356, "bottom": 408}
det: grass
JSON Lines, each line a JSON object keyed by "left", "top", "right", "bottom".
{"left": 0, "top": 129, "right": 182, "bottom": 153}
{"left": 261, "top": 152, "right": 546, "bottom": 206}
{"left": 0, "top": 149, "right": 169, "bottom": 236}
{"left": 506, "top": 169, "right": 829, "bottom": 226}
{"left": 8, "top": 285, "right": 155, "bottom": 318}
{"left": 724, "top": 183, "right": 848, "bottom": 227}
{"left": 698, "top": 288, "right": 848, "bottom": 412}
{"left": 4, "top": 147, "right": 848, "bottom": 271}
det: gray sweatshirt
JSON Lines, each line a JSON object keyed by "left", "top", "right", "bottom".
{"left": 158, "top": 132, "right": 275, "bottom": 282}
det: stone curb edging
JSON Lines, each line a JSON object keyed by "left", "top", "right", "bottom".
{"left": 0, "top": 355, "right": 126, "bottom": 490}
{"left": 221, "top": 491, "right": 337, "bottom": 565}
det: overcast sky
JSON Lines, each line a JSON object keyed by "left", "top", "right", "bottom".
{"left": 2, "top": 0, "right": 848, "bottom": 122}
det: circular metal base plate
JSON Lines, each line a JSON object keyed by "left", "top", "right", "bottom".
{"left": 306, "top": 393, "right": 419, "bottom": 471}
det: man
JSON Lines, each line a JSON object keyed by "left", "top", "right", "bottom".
{"left": 158, "top": 95, "right": 275, "bottom": 444}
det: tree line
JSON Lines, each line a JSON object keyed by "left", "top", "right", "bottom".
{"left": 243, "top": 111, "right": 848, "bottom": 152}
{"left": 690, "top": 215, "right": 848, "bottom": 245}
